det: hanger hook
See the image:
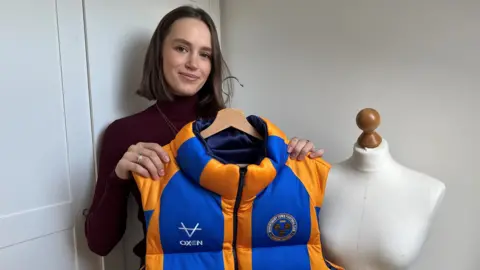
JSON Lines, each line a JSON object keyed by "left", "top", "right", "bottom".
{"left": 222, "top": 76, "right": 244, "bottom": 87}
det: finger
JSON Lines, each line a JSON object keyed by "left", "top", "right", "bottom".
{"left": 128, "top": 144, "right": 138, "bottom": 153}
{"left": 309, "top": 148, "right": 325, "bottom": 158}
{"left": 119, "top": 158, "right": 150, "bottom": 178}
{"left": 137, "top": 148, "right": 165, "bottom": 176}
{"left": 140, "top": 142, "right": 170, "bottom": 163}
{"left": 125, "top": 152, "right": 160, "bottom": 180}
{"left": 130, "top": 162, "right": 151, "bottom": 179}
{"left": 129, "top": 144, "right": 165, "bottom": 176}
{"left": 290, "top": 140, "right": 307, "bottom": 159}
{"left": 287, "top": 137, "right": 299, "bottom": 153}
{"left": 138, "top": 155, "right": 161, "bottom": 180}
{"left": 297, "top": 141, "right": 315, "bottom": 160}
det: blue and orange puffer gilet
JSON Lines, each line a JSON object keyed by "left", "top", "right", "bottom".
{"left": 132, "top": 115, "right": 344, "bottom": 270}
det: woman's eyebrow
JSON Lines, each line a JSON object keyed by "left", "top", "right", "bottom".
{"left": 172, "top": 38, "right": 211, "bottom": 51}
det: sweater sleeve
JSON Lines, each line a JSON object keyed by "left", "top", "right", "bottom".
{"left": 84, "top": 121, "right": 132, "bottom": 256}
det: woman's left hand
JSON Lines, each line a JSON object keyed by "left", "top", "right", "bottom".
{"left": 287, "top": 137, "right": 324, "bottom": 160}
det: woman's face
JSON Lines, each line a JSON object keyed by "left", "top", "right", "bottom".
{"left": 162, "top": 18, "right": 212, "bottom": 97}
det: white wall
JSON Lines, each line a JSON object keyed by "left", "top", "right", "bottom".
{"left": 221, "top": 1, "right": 479, "bottom": 269}
{"left": 83, "top": 1, "right": 221, "bottom": 269}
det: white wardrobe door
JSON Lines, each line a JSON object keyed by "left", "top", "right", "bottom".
{"left": 0, "top": 0, "right": 101, "bottom": 269}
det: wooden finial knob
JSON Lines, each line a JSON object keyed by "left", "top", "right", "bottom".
{"left": 356, "top": 108, "right": 382, "bottom": 148}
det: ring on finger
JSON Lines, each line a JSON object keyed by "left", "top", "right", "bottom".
{"left": 137, "top": 154, "right": 143, "bottom": 163}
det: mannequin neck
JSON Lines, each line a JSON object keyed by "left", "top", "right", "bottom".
{"left": 349, "top": 139, "right": 395, "bottom": 172}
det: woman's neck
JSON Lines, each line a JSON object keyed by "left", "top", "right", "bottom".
{"left": 349, "top": 139, "right": 395, "bottom": 172}
{"left": 156, "top": 94, "right": 198, "bottom": 121}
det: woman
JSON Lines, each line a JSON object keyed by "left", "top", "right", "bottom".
{"left": 84, "top": 5, "right": 324, "bottom": 268}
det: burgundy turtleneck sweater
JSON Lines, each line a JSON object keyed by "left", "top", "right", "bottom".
{"left": 84, "top": 95, "right": 200, "bottom": 265}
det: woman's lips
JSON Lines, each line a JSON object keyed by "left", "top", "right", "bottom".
{"left": 179, "top": 72, "right": 200, "bottom": 81}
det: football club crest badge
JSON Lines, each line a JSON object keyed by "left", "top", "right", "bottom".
{"left": 267, "top": 213, "right": 297, "bottom": 241}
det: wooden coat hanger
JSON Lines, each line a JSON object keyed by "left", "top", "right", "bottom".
{"left": 200, "top": 108, "right": 263, "bottom": 168}
{"left": 200, "top": 76, "right": 263, "bottom": 140}
{"left": 200, "top": 108, "right": 263, "bottom": 140}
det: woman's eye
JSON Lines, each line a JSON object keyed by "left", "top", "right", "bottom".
{"left": 200, "top": 52, "right": 211, "bottom": 59}
{"left": 175, "top": 46, "right": 187, "bottom": 53}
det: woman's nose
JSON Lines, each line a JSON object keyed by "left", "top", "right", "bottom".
{"left": 185, "top": 55, "right": 198, "bottom": 70}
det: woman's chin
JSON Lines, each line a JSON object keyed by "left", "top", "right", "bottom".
{"left": 169, "top": 87, "right": 201, "bottom": 97}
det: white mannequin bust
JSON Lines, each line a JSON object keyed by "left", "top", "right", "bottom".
{"left": 319, "top": 109, "right": 446, "bottom": 270}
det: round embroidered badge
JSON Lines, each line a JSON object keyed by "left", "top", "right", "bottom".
{"left": 267, "top": 213, "right": 297, "bottom": 241}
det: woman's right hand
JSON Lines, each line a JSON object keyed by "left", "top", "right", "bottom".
{"left": 115, "top": 142, "right": 170, "bottom": 180}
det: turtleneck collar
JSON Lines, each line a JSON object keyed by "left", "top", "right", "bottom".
{"left": 156, "top": 94, "right": 198, "bottom": 121}
{"left": 348, "top": 139, "right": 396, "bottom": 172}
{"left": 169, "top": 115, "right": 289, "bottom": 200}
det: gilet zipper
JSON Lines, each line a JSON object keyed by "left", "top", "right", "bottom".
{"left": 232, "top": 166, "right": 247, "bottom": 270}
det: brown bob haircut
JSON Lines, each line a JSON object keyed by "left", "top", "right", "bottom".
{"left": 136, "top": 5, "right": 233, "bottom": 117}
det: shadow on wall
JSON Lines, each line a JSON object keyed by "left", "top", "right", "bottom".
{"left": 112, "top": 32, "right": 154, "bottom": 270}
{"left": 90, "top": 33, "right": 154, "bottom": 270}
{"left": 93, "top": 33, "right": 153, "bottom": 164}
{"left": 118, "top": 32, "right": 154, "bottom": 116}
